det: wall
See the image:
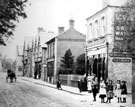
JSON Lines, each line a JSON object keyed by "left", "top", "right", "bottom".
{"left": 59, "top": 74, "right": 83, "bottom": 87}
{"left": 57, "top": 39, "right": 85, "bottom": 74}
{"left": 107, "top": 7, "right": 132, "bottom": 93}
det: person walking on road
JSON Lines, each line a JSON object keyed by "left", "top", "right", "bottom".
{"left": 115, "top": 80, "right": 122, "bottom": 103}
{"left": 99, "top": 80, "right": 106, "bottom": 103}
{"left": 106, "top": 80, "right": 113, "bottom": 103}
{"left": 92, "top": 77, "right": 99, "bottom": 101}
{"left": 121, "top": 81, "right": 127, "bottom": 103}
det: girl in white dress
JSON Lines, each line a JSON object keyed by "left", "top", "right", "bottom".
{"left": 115, "top": 80, "right": 122, "bottom": 103}
{"left": 99, "top": 80, "right": 106, "bottom": 103}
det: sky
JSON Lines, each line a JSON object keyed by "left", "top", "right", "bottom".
{"left": 0, "top": 0, "right": 103, "bottom": 60}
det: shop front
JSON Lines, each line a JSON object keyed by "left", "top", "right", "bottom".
{"left": 86, "top": 36, "right": 108, "bottom": 82}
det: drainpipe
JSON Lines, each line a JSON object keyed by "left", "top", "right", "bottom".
{"left": 85, "top": 45, "right": 88, "bottom": 76}
{"left": 106, "top": 42, "right": 109, "bottom": 79}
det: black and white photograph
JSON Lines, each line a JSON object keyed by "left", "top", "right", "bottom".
{"left": 0, "top": 0, "right": 135, "bottom": 107}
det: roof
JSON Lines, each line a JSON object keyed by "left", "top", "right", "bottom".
{"left": 36, "top": 31, "right": 56, "bottom": 47}
{"left": 45, "top": 37, "right": 55, "bottom": 44}
{"left": 24, "top": 36, "right": 34, "bottom": 49}
{"left": 46, "top": 27, "right": 85, "bottom": 44}
{"left": 86, "top": 5, "right": 122, "bottom": 20}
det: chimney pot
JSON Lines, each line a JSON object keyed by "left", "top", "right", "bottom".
{"left": 58, "top": 27, "right": 64, "bottom": 34}
{"left": 69, "top": 19, "right": 74, "bottom": 28}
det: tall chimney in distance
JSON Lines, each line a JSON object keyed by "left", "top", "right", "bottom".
{"left": 69, "top": 19, "right": 74, "bottom": 28}
{"left": 58, "top": 27, "right": 64, "bottom": 34}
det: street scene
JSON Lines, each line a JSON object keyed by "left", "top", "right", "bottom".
{"left": 0, "top": 72, "right": 133, "bottom": 107}
{"left": 0, "top": 0, "right": 135, "bottom": 107}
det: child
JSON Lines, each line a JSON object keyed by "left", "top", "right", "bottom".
{"left": 106, "top": 80, "right": 113, "bottom": 103}
{"left": 115, "top": 80, "right": 122, "bottom": 103}
{"left": 121, "top": 81, "right": 127, "bottom": 103}
{"left": 92, "top": 77, "right": 99, "bottom": 101}
{"left": 57, "top": 79, "right": 62, "bottom": 90}
{"left": 99, "top": 80, "right": 106, "bottom": 103}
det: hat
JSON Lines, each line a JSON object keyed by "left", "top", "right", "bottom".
{"left": 109, "top": 80, "right": 113, "bottom": 83}
{"left": 122, "top": 81, "right": 126, "bottom": 83}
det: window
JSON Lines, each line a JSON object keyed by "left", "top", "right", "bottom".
{"left": 50, "top": 44, "right": 52, "bottom": 57}
{"left": 89, "top": 23, "right": 93, "bottom": 39}
{"left": 48, "top": 45, "right": 50, "bottom": 58}
{"left": 95, "top": 20, "right": 99, "bottom": 38}
{"left": 51, "top": 43, "right": 53, "bottom": 57}
{"left": 53, "top": 42, "right": 55, "bottom": 56}
{"left": 101, "top": 17, "right": 105, "bottom": 36}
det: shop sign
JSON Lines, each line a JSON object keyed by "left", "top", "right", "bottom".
{"left": 114, "top": 12, "right": 131, "bottom": 41}
{"left": 112, "top": 47, "right": 131, "bottom": 53}
{"left": 112, "top": 58, "right": 131, "bottom": 63}
{"left": 109, "top": 52, "right": 131, "bottom": 57}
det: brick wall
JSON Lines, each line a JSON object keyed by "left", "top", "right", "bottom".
{"left": 57, "top": 40, "right": 85, "bottom": 74}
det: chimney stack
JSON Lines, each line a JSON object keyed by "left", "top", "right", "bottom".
{"left": 69, "top": 19, "right": 74, "bottom": 28}
{"left": 58, "top": 27, "right": 64, "bottom": 34}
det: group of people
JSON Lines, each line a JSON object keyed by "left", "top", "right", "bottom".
{"left": 86, "top": 74, "right": 127, "bottom": 103}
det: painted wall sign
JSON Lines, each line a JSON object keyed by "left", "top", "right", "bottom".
{"left": 112, "top": 58, "right": 131, "bottom": 63}
{"left": 112, "top": 47, "right": 131, "bottom": 53}
{"left": 109, "top": 52, "right": 131, "bottom": 57}
{"left": 114, "top": 12, "right": 131, "bottom": 42}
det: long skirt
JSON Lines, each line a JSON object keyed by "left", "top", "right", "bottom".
{"left": 115, "top": 89, "right": 121, "bottom": 97}
{"left": 107, "top": 91, "right": 113, "bottom": 99}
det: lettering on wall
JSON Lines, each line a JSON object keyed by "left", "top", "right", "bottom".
{"left": 114, "top": 12, "right": 131, "bottom": 42}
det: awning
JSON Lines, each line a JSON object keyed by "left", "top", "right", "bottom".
{"left": 87, "top": 47, "right": 107, "bottom": 56}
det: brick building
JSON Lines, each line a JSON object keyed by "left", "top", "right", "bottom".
{"left": 86, "top": 5, "right": 132, "bottom": 94}
{"left": 46, "top": 19, "right": 85, "bottom": 83}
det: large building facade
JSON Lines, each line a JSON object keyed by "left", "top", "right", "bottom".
{"left": 86, "top": 5, "right": 132, "bottom": 93}
{"left": 46, "top": 19, "right": 85, "bottom": 83}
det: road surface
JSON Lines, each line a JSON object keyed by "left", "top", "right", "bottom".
{"left": 0, "top": 72, "right": 93, "bottom": 107}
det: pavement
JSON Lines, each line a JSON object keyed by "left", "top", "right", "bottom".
{"left": 19, "top": 76, "right": 135, "bottom": 107}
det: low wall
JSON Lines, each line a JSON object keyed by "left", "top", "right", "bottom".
{"left": 59, "top": 74, "right": 83, "bottom": 87}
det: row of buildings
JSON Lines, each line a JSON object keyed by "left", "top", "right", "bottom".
{"left": 16, "top": 0, "right": 134, "bottom": 96}
{"left": 16, "top": 19, "right": 85, "bottom": 84}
